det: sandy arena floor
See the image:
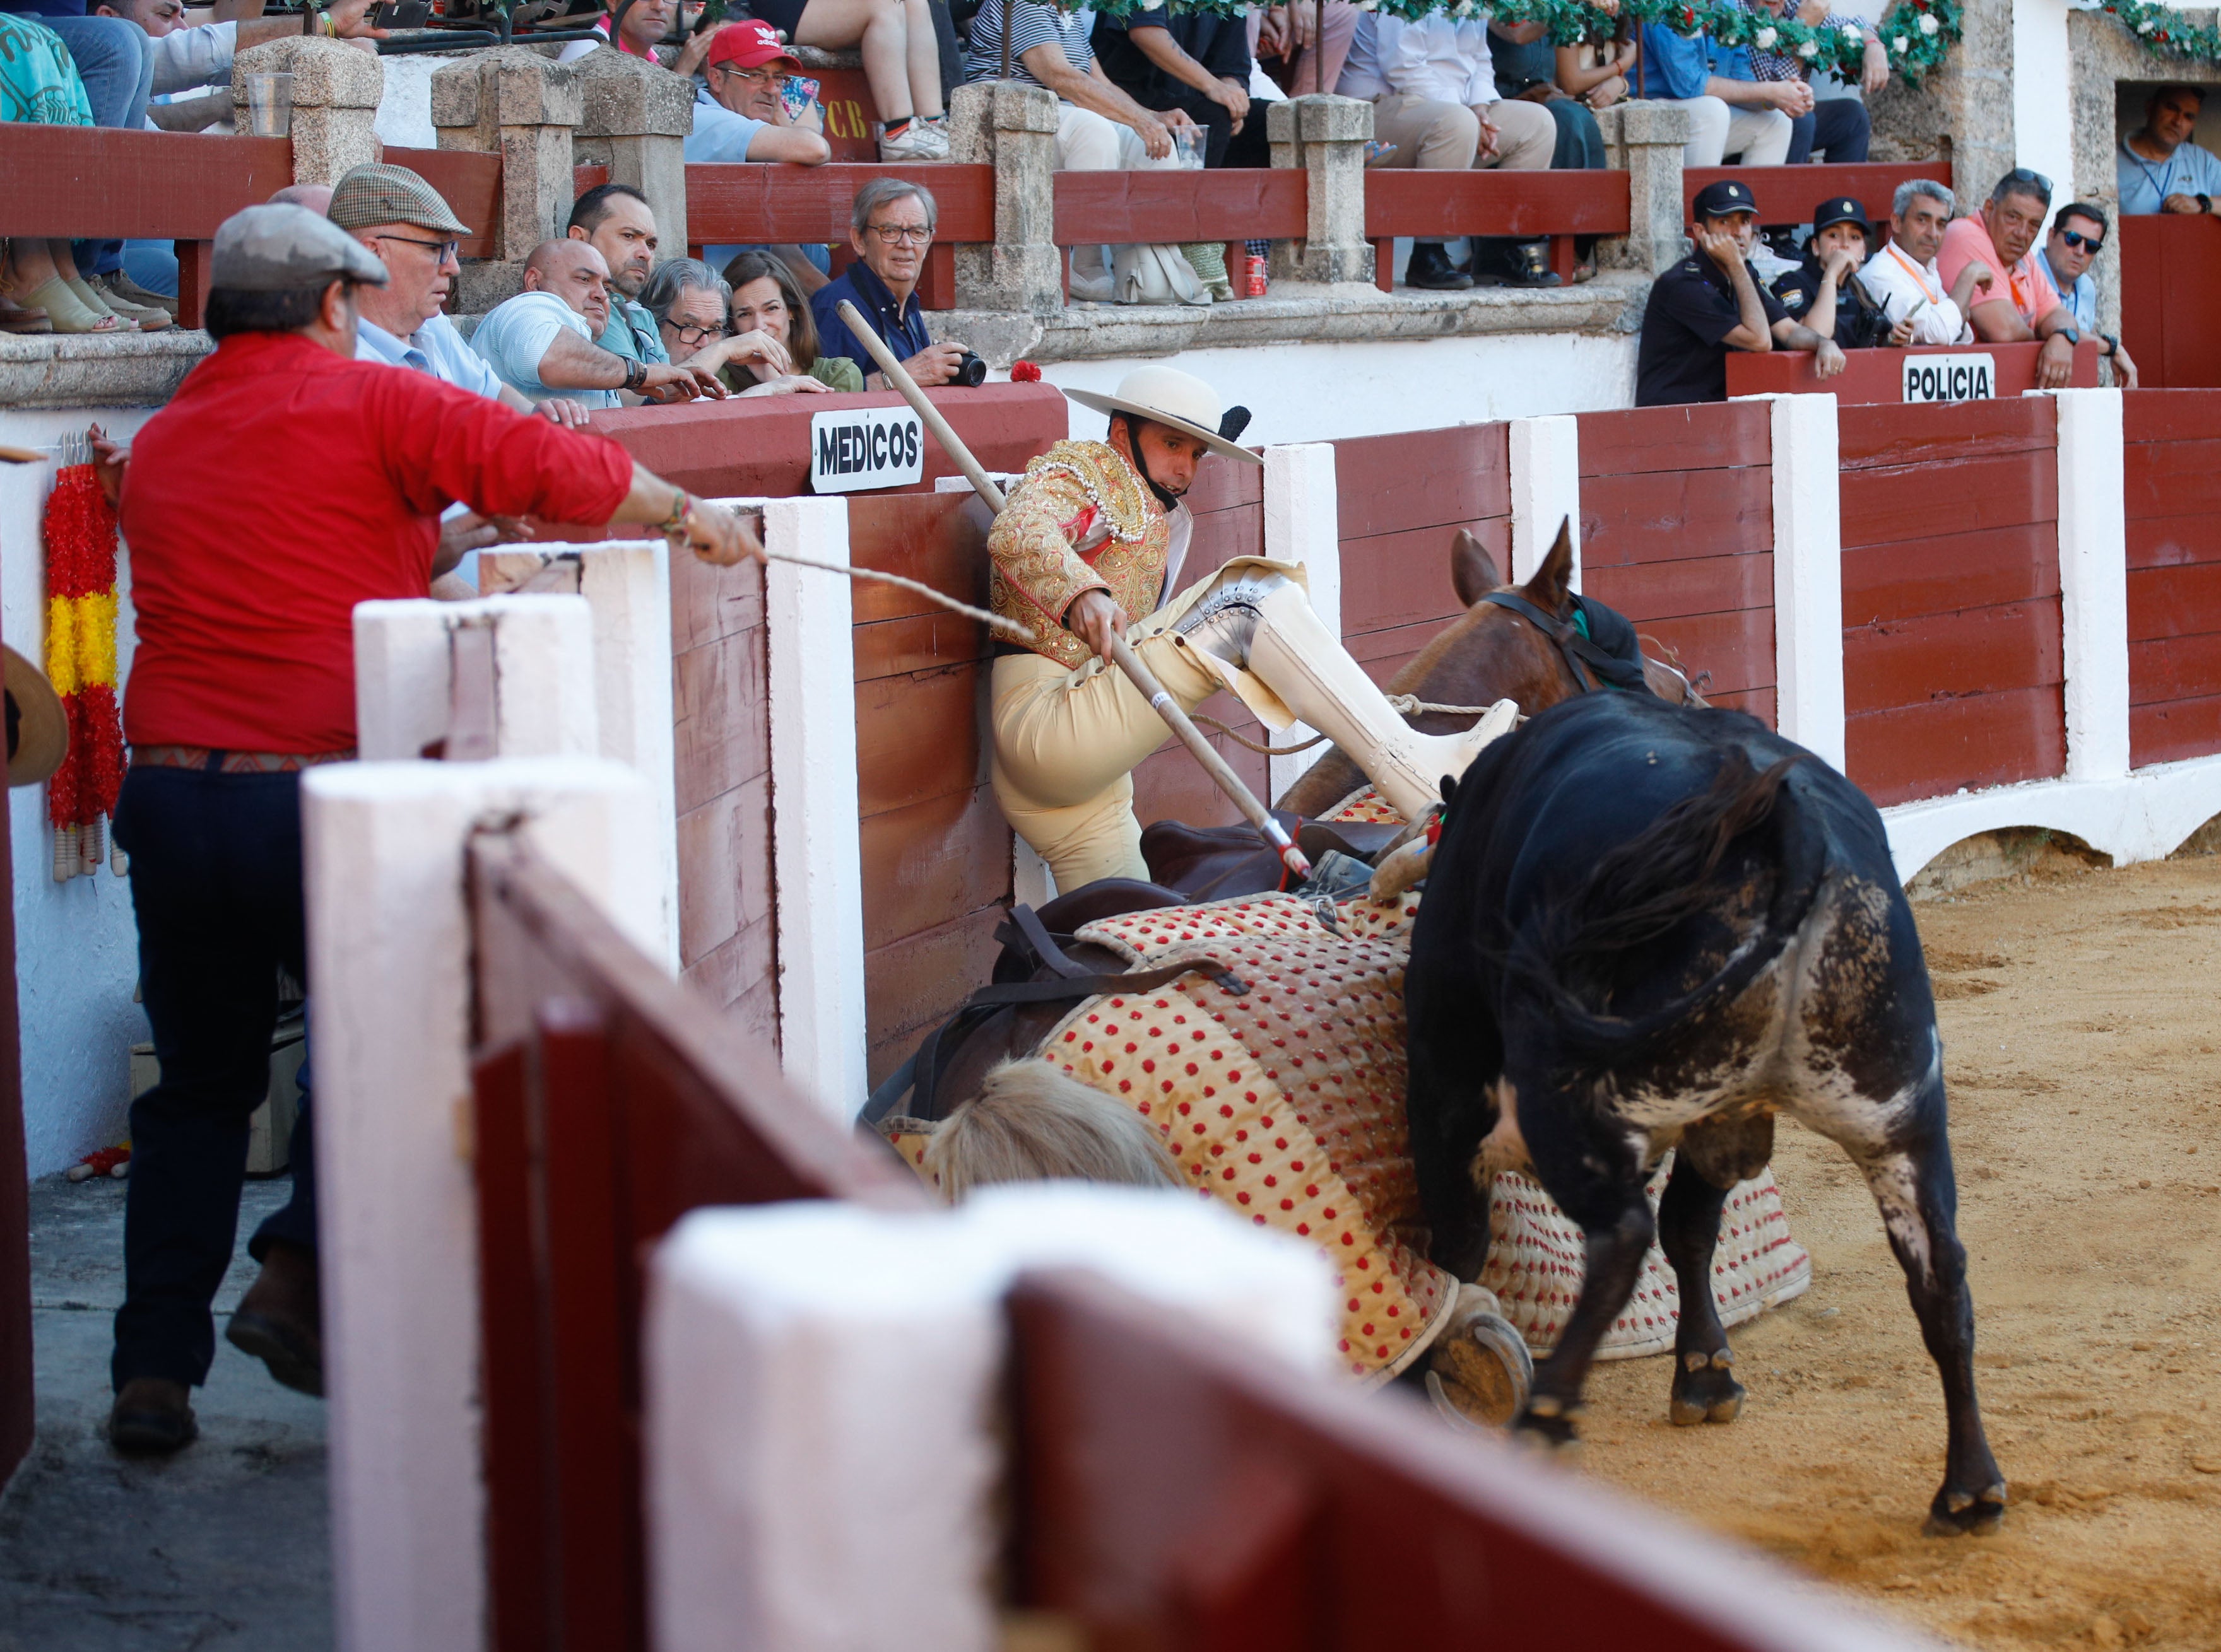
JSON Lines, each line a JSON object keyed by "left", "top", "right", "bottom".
{"left": 1565, "top": 852, "right": 2221, "bottom": 1649}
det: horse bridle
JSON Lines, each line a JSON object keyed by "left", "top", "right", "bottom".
{"left": 1476, "top": 590, "right": 1686, "bottom": 699}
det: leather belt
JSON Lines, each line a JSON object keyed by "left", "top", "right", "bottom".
{"left": 133, "top": 744, "right": 357, "bottom": 774}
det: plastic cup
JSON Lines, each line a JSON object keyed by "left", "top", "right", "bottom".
{"left": 245, "top": 72, "right": 293, "bottom": 138}
{"left": 1173, "top": 125, "right": 1205, "bottom": 170}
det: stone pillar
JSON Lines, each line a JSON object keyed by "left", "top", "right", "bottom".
{"left": 1921, "top": 0, "right": 2016, "bottom": 212}
{"left": 432, "top": 48, "right": 583, "bottom": 312}
{"left": 949, "top": 80, "right": 1063, "bottom": 314}
{"left": 1265, "top": 95, "right": 1373, "bottom": 288}
{"left": 231, "top": 37, "right": 383, "bottom": 185}
{"left": 1595, "top": 100, "right": 1691, "bottom": 276}
{"left": 571, "top": 50, "right": 695, "bottom": 259}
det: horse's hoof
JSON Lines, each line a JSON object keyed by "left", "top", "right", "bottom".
{"left": 1511, "top": 1402, "right": 1582, "bottom": 1451}
{"left": 1425, "top": 1309, "right": 1533, "bottom": 1431}
{"left": 1922, "top": 1482, "right": 2008, "bottom": 1537}
{"left": 1668, "top": 1352, "right": 1745, "bottom": 1427}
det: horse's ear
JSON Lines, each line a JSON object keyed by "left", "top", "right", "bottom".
{"left": 1449, "top": 528, "right": 1502, "bottom": 608}
{"left": 1522, "top": 518, "right": 1576, "bottom": 619}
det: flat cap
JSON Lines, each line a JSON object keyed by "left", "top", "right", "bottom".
{"left": 1691, "top": 178, "right": 1757, "bottom": 221}
{"left": 327, "top": 162, "right": 472, "bottom": 237}
{"left": 211, "top": 204, "right": 388, "bottom": 291}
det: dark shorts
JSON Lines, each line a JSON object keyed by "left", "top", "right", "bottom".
{"left": 748, "top": 0, "right": 810, "bottom": 42}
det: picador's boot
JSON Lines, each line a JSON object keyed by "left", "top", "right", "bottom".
{"left": 1172, "top": 568, "right": 1515, "bottom": 823}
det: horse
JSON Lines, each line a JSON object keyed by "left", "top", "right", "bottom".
{"left": 1406, "top": 690, "right": 2003, "bottom": 1536}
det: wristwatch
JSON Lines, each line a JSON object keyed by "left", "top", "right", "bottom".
{"left": 2101, "top": 332, "right": 2121, "bottom": 359}
{"left": 2056, "top": 327, "right": 2081, "bottom": 347}
{"left": 2201, "top": 193, "right": 2213, "bottom": 214}
{"left": 622, "top": 358, "right": 649, "bottom": 395}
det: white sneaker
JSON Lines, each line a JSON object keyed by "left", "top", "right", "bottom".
{"left": 878, "top": 120, "right": 948, "bottom": 161}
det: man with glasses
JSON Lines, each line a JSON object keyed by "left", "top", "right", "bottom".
{"left": 331, "top": 164, "right": 591, "bottom": 430}
{"left": 811, "top": 177, "right": 974, "bottom": 389}
{"left": 1938, "top": 167, "right": 2081, "bottom": 391}
{"left": 690, "top": 18, "right": 833, "bottom": 165}
{"left": 2036, "top": 202, "right": 2137, "bottom": 390}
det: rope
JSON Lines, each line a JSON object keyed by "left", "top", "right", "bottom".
{"left": 753, "top": 546, "right": 1040, "bottom": 647}
{"left": 1191, "top": 694, "right": 1515, "bottom": 757}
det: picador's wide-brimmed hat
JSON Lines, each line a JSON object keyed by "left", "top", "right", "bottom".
{"left": 1063, "top": 366, "right": 1261, "bottom": 465}
{"left": 5, "top": 644, "right": 67, "bottom": 788}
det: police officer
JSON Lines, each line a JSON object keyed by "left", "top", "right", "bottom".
{"left": 1770, "top": 197, "right": 1907, "bottom": 351}
{"left": 1635, "top": 177, "right": 1848, "bottom": 407}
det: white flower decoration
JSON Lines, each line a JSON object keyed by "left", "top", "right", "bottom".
{"left": 1796, "top": 40, "right": 1818, "bottom": 58}
{"left": 1843, "top": 23, "right": 1864, "bottom": 40}
{"left": 1755, "top": 25, "right": 1777, "bottom": 47}
{"left": 2138, "top": 16, "right": 2156, "bottom": 32}
{"left": 1918, "top": 12, "right": 1938, "bottom": 35}
{"left": 1893, "top": 33, "right": 1909, "bottom": 51}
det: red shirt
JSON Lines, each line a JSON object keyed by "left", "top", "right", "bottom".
{"left": 121, "top": 331, "right": 633, "bottom": 754}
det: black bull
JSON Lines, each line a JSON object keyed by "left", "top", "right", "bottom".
{"left": 1406, "top": 690, "right": 2005, "bottom": 1535}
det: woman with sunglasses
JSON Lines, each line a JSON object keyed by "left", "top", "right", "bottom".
{"left": 639, "top": 258, "right": 857, "bottom": 397}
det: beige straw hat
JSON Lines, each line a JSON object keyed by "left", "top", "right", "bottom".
{"left": 1063, "top": 365, "right": 1261, "bottom": 464}
{"left": 6, "top": 644, "right": 68, "bottom": 788}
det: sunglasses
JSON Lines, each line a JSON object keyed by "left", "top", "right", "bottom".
{"left": 2056, "top": 228, "right": 2104, "bottom": 252}
{"left": 1999, "top": 167, "right": 2053, "bottom": 200}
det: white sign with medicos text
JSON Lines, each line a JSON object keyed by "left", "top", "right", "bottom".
{"left": 810, "top": 405, "right": 924, "bottom": 493}
{"left": 1902, "top": 353, "right": 1996, "bottom": 405}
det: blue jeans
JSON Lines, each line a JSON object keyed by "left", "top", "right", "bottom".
{"left": 38, "top": 13, "right": 153, "bottom": 278}
{"left": 1543, "top": 95, "right": 1608, "bottom": 172}
{"left": 1789, "top": 95, "right": 1869, "bottom": 165}
{"left": 121, "top": 237, "right": 179, "bottom": 298}
{"left": 110, "top": 761, "right": 318, "bottom": 1392}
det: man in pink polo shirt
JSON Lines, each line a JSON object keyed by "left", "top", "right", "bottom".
{"left": 1936, "top": 167, "right": 2080, "bottom": 390}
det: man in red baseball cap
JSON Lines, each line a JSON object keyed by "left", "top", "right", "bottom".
{"left": 688, "top": 20, "right": 832, "bottom": 167}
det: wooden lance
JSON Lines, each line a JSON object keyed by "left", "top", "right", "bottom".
{"left": 833, "top": 300, "right": 1312, "bottom": 881}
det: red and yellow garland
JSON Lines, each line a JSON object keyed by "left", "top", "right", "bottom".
{"left": 43, "top": 459, "right": 126, "bottom": 881}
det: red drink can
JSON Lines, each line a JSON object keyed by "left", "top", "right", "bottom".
{"left": 1244, "top": 255, "right": 1268, "bottom": 298}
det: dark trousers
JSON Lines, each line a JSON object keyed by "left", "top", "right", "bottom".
{"left": 1149, "top": 83, "right": 1271, "bottom": 170}
{"left": 110, "top": 763, "right": 317, "bottom": 1392}
{"left": 1788, "top": 96, "right": 1870, "bottom": 165}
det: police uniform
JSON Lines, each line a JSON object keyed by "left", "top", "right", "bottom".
{"left": 1634, "top": 179, "right": 1789, "bottom": 407}
{"left": 1770, "top": 196, "right": 1892, "bottom": 351}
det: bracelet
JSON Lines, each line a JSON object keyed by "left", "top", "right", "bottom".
{"left": 660, "top": 489, "right": 692, "bottom": 536}
{"left": 319, "top": 9, "right": 335, "bottom": 34}
{"left": 622, "top": 357, "right": 648, "bottom": 394}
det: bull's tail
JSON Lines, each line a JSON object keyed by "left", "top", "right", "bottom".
{"left": 1511, "top": 746, "right": 1824, "bottom": 1073}
{"left": 923, "top": 1059, "right": 1181, "bottom": 1202}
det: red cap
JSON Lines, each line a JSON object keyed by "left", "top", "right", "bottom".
{"left": 705, "top": 19, "right": 801, "bottom": 72}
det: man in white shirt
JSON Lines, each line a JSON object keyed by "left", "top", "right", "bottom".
{"left": 1859, "top": 177, "right": 1988, "bottom": 347}
{"left": 1335, "top": 11, "right": 1553, "bottom": 290}
{"left": 473, "top": 240, "right": 722, "bottom": 409}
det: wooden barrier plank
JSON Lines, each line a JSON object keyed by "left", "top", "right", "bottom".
{"left": 2124, "top": 437, "right": 2221, "bottom": 522}
{"left": 1133, "top": 693, "right": 1270, "bottom": 824}
{"left": 1575, "top": 550, "right": 1772, "bottom": 625}
{"left": 1338, "top": 522, "right": 1504, "bottom": 633}
{"left": 1585, "top": 604, "right": 1774, "bottom": 698}
{"left": 1187, "top": 501, "right": 1266, "bottom": 571}
{"left": 1844, "top": 600, "right": 2065, "bottom": 710}
{"left": 1842, "top": 524, "right": 2059, "bottom": 626}
{"left": 2123, "top": 388, "right": 2221, "bottom": 444}
{"left": 2128, "top": 563, "right": 2221, "bottom": 643}
{"left": 2132, "top": 694, "right": 2221, "bottom": 767}
{"left": 1846, "top": 686, "right": 2065, "bottom": 805}
{"left": 1729, "top": 339, "right": 2097, "bottom": 402}
{"left": 2118, "top": 216, "right": 2221, "bottom": 389}
{"left": 685, "top": 161, "right": 994, "bottom": 244}
{"left": 387, "top": 145, "right": 501, "bottom": 259}
{"left": 859, "top": 788, "right": 1011, "bottom": 952}
{"left": 1052, "top": 169, "right": 1307, "bottom": 245}
{"left": 1346, "top": 617, "right": 1464, "bottom": 686}
{"left": 2126, "top": 513, "right": 2221, "bottom": 571}
{"left": 1334, "top": 424, "right": 1512, "bottom": 539}
{"left": 1185, "top": 455, "right": 1264, "bottom": 515}
{"left": 853, "top": 612, "right": 993, "bottom": 682}
{"left": 864, "top": 905, "right": 1007, "bottom": 1083}
{"left": 1361, "top": 168, "right": 1629, "bottom": 238}
{"left": 855, "top": 664, "right": 986, "bottom": 819}
{"left": 1706, "top": 685, "right": 1777, "bottom": 726}
{"left": 1581, "top": 466, "right": 1773, "bottom": 564}
{"left": 0, "top": 124, "right": 290, "bottom": 237}
{"left": 1837, "top": 395, "right": 2055, "bottom": 469}
{"left": 2128, "top": 630, "right": 2221, "bottom": 706}
{"left": 1575, "top": 401, "right": 1770, "bottom": 476}
{"left": 1840, "top": 452, "right": 2057, "bottom": 548}
{"left": 1683, "top": 161, "right": 1948, "bottom": 229}
{"left": 672, "top": 626, "right": 769, "bottom": 819}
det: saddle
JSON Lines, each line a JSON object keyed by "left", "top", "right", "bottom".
{"left": 1140, "top": 811, "right": 1408, "bottom": 905}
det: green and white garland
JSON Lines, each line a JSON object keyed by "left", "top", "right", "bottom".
{"left": 2094, "top": 1, "right": 2221, "bottom": 69}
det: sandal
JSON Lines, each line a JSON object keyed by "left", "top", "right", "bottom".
{"left": 16, "top": 276, "right": 120, "bottom": 334}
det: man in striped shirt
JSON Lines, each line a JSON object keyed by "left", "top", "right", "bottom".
{"left": 1737, "top": 0, "right": 1885, "bottom": 165}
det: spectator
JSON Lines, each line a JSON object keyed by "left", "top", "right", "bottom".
{"left": 1938, "top": 168, "right": 2080, "bottom": 391}
{"left": 1336, "top": 11, "right": 1558, "bottom": 291}
{"left": 0, "top": 15, "right": 124, "bottom": 334}
{"left": 269, "top": 182, "right": 334, "bottom": 215}
{"left": 962, "top": 0, "right": 1193, "bottom": 300}
{"left": 721, "top": 250, "right": 864, "bottom": 391}
{"left": 689, "top": 20, "right": 831, "bottom": 164}
{"left": 745, "top": 0, "right": 947, "bottom": 159}
{"left": 98, "top": 202, "right": 760, "bottom": 1454}
{"left": 1493, "top": 16, "right": 1614, "bottom": 283}
{"left": 812, "top": 178, "right": 973, "bottom": 388}
{"left": 330, "top": 163, "right": 590, "bottom": 427}
{"left": 1092, "top": 3, "right": 1261, "bottom": 170}
{"left": 557, "top": 0, "right": 690, "bottom": 65}
{"left": 1859, "top": 177, "right": 1981, "bottom": 345}
{"left": 640, "top": 255, "right": 856, "bottom": 395}
{"left": 2036, "top": 202, "right": 2137, "bottom": 390}
{"left": 567, "top": 182, "right": 669, "bottom": 370}
{"left": 1738, "top": 0, "right": 1883, "bottom": 165}
{"left": 2116, "top": 84, "right": 2221, "bottom": 216}
{"left": 1635, "top": 177, "right": 1845, "bottom": 406}
{"left": 471, "top": 239, "right": 722, "bottom": 409}
{"left": 1770, "top": 196, "right": 1895, "bottom": 348}
{"left": 1248, "top": 1, "right": 1357, "bottom": 100}
{"left": 1629, "top": 16, "right": 1795, "bottom": 167}
{"left": 1555, "top": 12, "right": 1636, "bottom": 115}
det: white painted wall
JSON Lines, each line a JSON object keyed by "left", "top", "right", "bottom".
{"left": 1, "top": 408, "right": 158, "bottom": 1178}
{"left": 2012, "top": 0, "right": 2075, "bottom": 211}
{"left": 1045, "top": 331, "right": 1639, "bottom": 449}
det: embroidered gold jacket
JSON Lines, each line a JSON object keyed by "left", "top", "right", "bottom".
{"left": 987, "top": 439, "right": 1168, "bottom": 671}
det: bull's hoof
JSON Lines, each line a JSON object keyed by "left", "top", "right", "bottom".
{"left": 1923, "top": 1481, "right": 2008, "bottom": 1537}
{"left": 1512, "top": 1395, "right": 1583, "bottom": 1450}
{"left": 1668, "top": 1348, "right": 1745, "bottom": 1427}
{"left": 1425, "top": 1308, "right": 1535, "bottom": 1432}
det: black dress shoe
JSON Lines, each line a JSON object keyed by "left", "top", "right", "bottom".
{"left": 225, "top": 1239, "right": 324, "bottom": 1397}
{"left": 110, "top": 1377, "right": 197, "bottom": 1455}
{"left": 1472, "top": 240, "right": 1564, "bottom": 289}
{"left": 1405, "top": 242, "right": 1474, "bottom": 291}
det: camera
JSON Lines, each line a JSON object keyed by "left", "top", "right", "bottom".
{"left": 950, "top": 348, "right": 988, "bottom": 388}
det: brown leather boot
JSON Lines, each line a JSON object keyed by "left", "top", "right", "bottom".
{"left": 225, "top": 1239, "right": 324, "bottom": 1397}
{"left": 110, "top": 1376, "right": 197, "bottom": 1455}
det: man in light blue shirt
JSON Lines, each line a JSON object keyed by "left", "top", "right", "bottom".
{"left": 687, "top": 21, "right": 835, "bottom": 294}
{"left": 1630, "top": 20, "right": 1796, "bottom": 167}
{"left": 2035, "top": 201, "right": 2138, "bottom": 389}
{"left": 473, "top": 240, "right": 722, "bottom": 409}
{"left": 2118, "top": 84, "right": 2221, "bottom": 215}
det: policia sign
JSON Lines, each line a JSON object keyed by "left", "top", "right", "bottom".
{"left": 810, "top": 406, "right": 924, "bottom": 493}
{"left": 1902, "top": 353, "right": 1996, "bottom": 405}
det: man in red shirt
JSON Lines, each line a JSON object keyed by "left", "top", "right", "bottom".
{"left": 100, "top": 204, "right": 760, "bottom": 1453}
